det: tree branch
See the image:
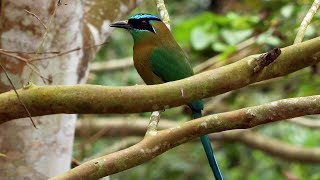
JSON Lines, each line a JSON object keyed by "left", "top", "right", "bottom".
{"left": 288, "top": 116, "right": 320, "bottom": 129}
{"left": 76, "top": 116, "right": 320, "bottom": 163}
{"left": 75, "top": 117, "right": 175, "bottom": 137}
{"left": 214, "top": 130, "right": 320, "bottom": 163}
{"left": 294, "top": 0, "right": 320, "bottom": 44}
{"left": 51, "top": 95, "right": 320, "bottom": 179}
{"left": 145, "top": 111, "right": 161, "bottom": 137}
{"left": 1, "top": 37, "right": 320, "bottom": 121}
{"left": 89, "top": 57, "right": 133, "bottom": 73}
{"left": 155, "top": 0, "right": 170, "bottom": 29}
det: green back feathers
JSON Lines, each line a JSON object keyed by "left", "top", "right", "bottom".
{"left": 150, "top": 47, "right": 193, "bottom": 82}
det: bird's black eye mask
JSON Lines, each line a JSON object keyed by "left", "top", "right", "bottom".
{"left": 128, "top": 18, "right": 158, "bottom": 33}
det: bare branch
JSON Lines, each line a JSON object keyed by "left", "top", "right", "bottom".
{"left": 155, "top": 0, "right": 170, "bottom": 29}
{"left": 24, "top": 9, "right": 47, "bottom": 30}
{"left": 27, "top": 0, "right": 60, "bottom": 82}
{"left": 76, "top": 117, "right": 175, "bottom": 137}
{"left": 288, "top": 116, "right": 320, "bottom": 129}
{"left": 0, "top": 37, "right": 320, "bottom": 121}
{"left": 145, "top": 111, "right": 161, "bottom": 137}
{"left": 213, "top": 130, "right": 320, "bottom": 163}
{"left": 0, "top": 64, "right": 37, "bottom": 128}
{"left": 0, "top": 48, "right": 60, "bottom": 54}
{"left": 90, "top": 57, "right": 133, "bottom": 73}
{"left": 76, "top": 117, "right": 320, "bottom": 163}
{"left": 0, "top": 49, "right": 50, "bottom": 81}
{"left": 52, "top": 95, "right": 320, "bottom": 179}
{"left": 29, "top": 41, "right": 108, "bottom": 62}
{"left": 294, "top": 0, "right": 320, "bottom": 44}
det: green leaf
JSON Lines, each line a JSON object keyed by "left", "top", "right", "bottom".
{"left": 212, "top": 42, "right": 229, "bottom": 52}
{"left": 221, "top": 29, "right": 252, "bottom": 45}
{"left": 173, "top": 12, "right": 218, "bottom": 45}
{"left": 191, "top": 27, "right": 216, "bottom": 50}
{"left": 219, "top": 45, "right": 237, "bottom": 61}
{"left": 281, "top": 4, "right": 294, "bottom": 18}
{"left": 256, "top": 32, "right": 281, "bottom": 46}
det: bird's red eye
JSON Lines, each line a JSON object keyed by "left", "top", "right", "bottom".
{"left": 141, "top": 20, "right": 148, "bottom": 27}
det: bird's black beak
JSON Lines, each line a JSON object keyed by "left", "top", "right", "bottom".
{"left": 110, "top": 20, "right": 131, "bottom": 29}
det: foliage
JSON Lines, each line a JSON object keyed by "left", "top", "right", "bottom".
{"left": 174, "top": 12, "right": 258, "bottom": 51}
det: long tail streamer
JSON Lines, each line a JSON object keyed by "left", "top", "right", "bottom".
{"left": 193, "top": 111, "right": 223, "bottom": 180}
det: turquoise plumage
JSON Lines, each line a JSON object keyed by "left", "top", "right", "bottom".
{"left": 110, "top": 13, "right": 223, "bottom": 180}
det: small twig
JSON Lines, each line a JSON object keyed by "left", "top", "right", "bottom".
{"left": 30, "top": 47, "right": 81, "bottom": 62}
{"left": 0, "top": 5, "right": 58, "bottom": 85}
{"left": 0, "top": 41, "right": 107, "bottom": 82}
{"left": 0, "top": 41, "right": 108, "bottom": 63}
{"left": 145, "top": 111, "right": 161, "bottom": 137}
{"left": 0, "top": 50, "right": 50, "bottom": 82}
{"left": 27, "top": 0, "right": 61, "bottom": 83}
{"left": 155, "top": 0, "right": 170, "bottom": 29}
{"left": 29, "top": 41, "right": 108, "bottom": 62}
{"left": 26, "top": 64, "right": 50, "bottom": 84}
{"left": 0, "top": 50, "right": 28, "bottom": 62}
{"left": 293, "top": 0, "right": 320, "bottom": 76}
{"left": 294, "top": 0, "right": 320, "bottom": 44}
{"left": 0, "top": 48, "right": 60, "bottom": 54}
{"left": 24, "top": 9, "right": 47, "bottom": 30}
{"left": 0, "top": 63, "right": 37, "bottom": 128}
{"left": 252, "top": 48, "right": 281, "bottom": 73}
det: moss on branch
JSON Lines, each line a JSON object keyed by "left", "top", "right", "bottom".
{"left": 1, "top": 37, "right": 320, "bottom": 121}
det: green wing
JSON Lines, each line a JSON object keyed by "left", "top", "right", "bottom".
{"left": 150, "top": 47, "right": 203, "bottom": 112}
{"left": 150, "top": 47, "right": 194, "bottom": 82}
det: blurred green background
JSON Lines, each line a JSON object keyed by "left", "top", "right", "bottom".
{"left": 75, "top": 0, "right": 320, "bottom": 179}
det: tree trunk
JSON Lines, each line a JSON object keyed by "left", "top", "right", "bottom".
{"left": 0, "top": 0, "right": 139, "bottom": 178}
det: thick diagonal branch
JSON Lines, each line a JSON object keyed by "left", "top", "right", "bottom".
{"left": 1, "top": 37, "right": 320, "bottom": 121}
{"left": 51, "top": 95, "right": 320, "bottom": 179}
{"left": 76, "top": 117, "right": 320, "bottom": 163}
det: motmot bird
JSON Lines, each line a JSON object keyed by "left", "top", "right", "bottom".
{"left": 110, "top": 14, "right": 223, "bottom": 180}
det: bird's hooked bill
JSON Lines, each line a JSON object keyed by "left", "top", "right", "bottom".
{"left": 110, "top": 20, "right": 131, "bottom": 29}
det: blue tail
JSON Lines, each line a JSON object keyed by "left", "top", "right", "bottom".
{"left": 191, "top": 101, "right": 223, "bottom": 180}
